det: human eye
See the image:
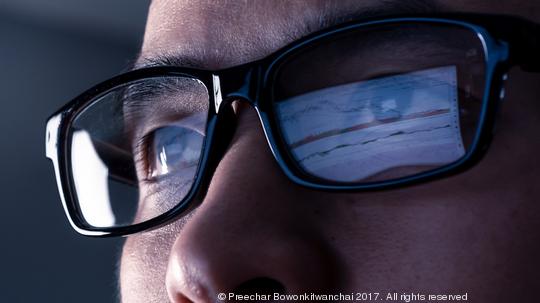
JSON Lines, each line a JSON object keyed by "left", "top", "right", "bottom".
{"left": 129, "top": 117, "right": 206, "bottom": 220}
{"left": 146, "top": 125, "right": 205, "bottom": 180}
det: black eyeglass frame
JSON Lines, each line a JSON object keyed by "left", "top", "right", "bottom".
{"left": 46, "top": 13, "right": 540, "bottom": 237}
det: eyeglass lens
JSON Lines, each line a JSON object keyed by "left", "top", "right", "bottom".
{"left": 70, "top": 77, "right": 209, "bottom": 228}
{"left": 273, "top": 22, "right": 486, "bottom": 183}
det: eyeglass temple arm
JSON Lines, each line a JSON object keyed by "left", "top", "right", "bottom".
{"left": 484, "top": 15, "right": 540, "bottom": 72}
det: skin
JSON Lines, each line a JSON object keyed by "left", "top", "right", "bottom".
{"left": 120, "top": 1, "right": 540, "bottom": 302}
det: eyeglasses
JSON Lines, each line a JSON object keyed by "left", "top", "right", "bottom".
{"left": 46, "top": 14, "right": 540, "bottom": 236}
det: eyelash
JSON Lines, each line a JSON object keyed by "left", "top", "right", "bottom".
{"left": 132, "top": 133, "right": 170, "bottom": 200}
{"left": 133, "top": 133, "right": 153, "bottom": 182}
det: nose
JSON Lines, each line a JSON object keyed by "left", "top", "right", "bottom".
{"left": 165, "top": 104, "right": 341, "bottom": 302}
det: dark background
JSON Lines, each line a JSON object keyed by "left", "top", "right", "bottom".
{"left": 1, "top": 1, "right": 149, "bottom": 302}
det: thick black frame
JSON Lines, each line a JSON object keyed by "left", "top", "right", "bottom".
{"left": 45, "top": 13, "right": 540, "bottom": 237}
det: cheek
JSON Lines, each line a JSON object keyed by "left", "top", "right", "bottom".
{"left": 319, "top": 155, "right": 538, "bottom": 293}
{"left": 312, "top": 192, "right": 453, "bottom": 289}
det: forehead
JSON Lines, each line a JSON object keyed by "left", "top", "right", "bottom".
{"left": 140, "top": 0, "right": 538, "bottom": 69}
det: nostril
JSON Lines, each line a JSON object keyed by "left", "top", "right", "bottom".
{"left": 233, "top": 277, "right": 285, "bottom": 299}
{"left": 174, "top": 293, "right": 194, "bottom": 303}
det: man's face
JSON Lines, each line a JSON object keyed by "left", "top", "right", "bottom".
{"left": 120, "top": 1, "right": 540, "bottom": 302}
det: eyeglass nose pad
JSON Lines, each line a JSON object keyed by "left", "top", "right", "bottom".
{"left": 189, "top": 102, "right": 238, "bottom": 208}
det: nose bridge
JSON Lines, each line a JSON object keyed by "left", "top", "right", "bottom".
{"left": 214, "top": 63, "right": 261, "bottom": 110}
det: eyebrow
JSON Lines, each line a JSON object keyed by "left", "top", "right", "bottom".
{"left": 122, "top": 77, "right": 206, "bottom": 124}
{"left": 133, "top": 0, "right": 443, "bottom": 70}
